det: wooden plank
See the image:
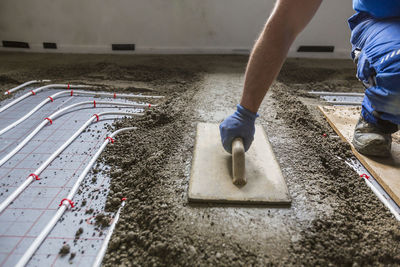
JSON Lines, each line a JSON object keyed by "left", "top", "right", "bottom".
{"left": 319, "top": 105, "right": 400, "bottom": 206}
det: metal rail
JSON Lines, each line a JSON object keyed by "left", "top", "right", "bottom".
{"left": 326, "top": 101, "right": 362, "bottom": 105}
{"left": 309, "top": 91, "right": 364, "bottom": 97}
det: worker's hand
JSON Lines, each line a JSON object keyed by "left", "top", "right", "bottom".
{"left": 219, "top": 104, "right": 258, "bottom": 153}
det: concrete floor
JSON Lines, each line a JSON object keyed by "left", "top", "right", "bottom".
{"left": 0, "top": 53, "right": 399, "bottom": 266}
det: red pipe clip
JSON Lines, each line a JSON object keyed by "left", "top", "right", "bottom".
{"left": 360, "top": 173, "right": 370, "bottom": 180}
{"left": 67, "top": 83, "right": 70, "bottom": 89}
{"left": 45, "top": 117, "right": 53, "bottom": 125}
{"left": 29, "top": 173, "right": 40, "bottom": 181}
{"left": 148, "top": 104, "right": 152, "bottom": 108}
{"left": 93, "top": 114, "right": 99, "bottom": 121}
{"left": 30, "top": 90, "right": 36, "bottom": 95}
{"left": 93, "top": 100, "right": 96, "bottom": 108}
{"left": 113, "top": 93, "right": 117, "bottom": 99}
{"left": 59, "top": 198, "right": 75, "bottom": 208}
{"left": 6, "top": 90, "right": 10, "bottom": 95}
{"left": 70, "top": 90, "right": 74, "bottom": 96}
{"left": 48, "top": 96, "right": 54, "bottom": 102}
{"left": 106, "top": 137, "right": 115, "bottom": 143}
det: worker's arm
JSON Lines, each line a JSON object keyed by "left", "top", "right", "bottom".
{"left": 240, "top": 0, "right": 322, "bottom": 113}
{"left": 220, "top": 0, "right": 322, "bottom": 153}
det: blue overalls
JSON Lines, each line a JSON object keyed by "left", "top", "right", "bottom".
{"left": 349, "top": 0, "right": 400, "bottom": 132}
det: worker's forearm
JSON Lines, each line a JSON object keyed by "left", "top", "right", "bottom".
{"left": 240, "top": 0, "right": 322, "bottom": 114}
{"left": 240, "top": 19, "right": 295, "bottom": 113}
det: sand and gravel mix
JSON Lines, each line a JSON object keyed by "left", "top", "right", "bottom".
{"left": 0, "top": 52, "right": 399, "bottom": 266}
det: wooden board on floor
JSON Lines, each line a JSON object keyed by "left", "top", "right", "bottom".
{"left": 319, "top": 106, "right": 400, "bottom": 206}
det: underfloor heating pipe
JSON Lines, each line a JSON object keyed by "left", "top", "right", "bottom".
{"left": 0, "top": 112, "right": 141, "bottom": 214}
{"left": 0, "top": 84, "right": 90, "bottom": 114}
{"left": 0, "top": 90, "right": 69, "bottom": 137}
{"left": 92, "top": 200, "right": 126, "bottom": 267}
{"left": 16, "top": 127, "right": 135, "bottom": 267}
{"left": 0, "top": 90, "right": 162, "bottom": 136}
{"left": 3, "top": 80, "right": 51, "bottom": 95}
{"left": 0, "top": 100, "right": 153, "bottom": 168}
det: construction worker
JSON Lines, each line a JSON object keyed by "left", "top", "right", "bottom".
{"left": 220, "top": 0, "right": 400, "bottom": 157}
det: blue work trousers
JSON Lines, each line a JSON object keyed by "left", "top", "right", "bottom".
{"left": 349, "top": 12, "right": 400, "bottom": 132}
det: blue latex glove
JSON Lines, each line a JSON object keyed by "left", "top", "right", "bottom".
{"left": 219, "top": 104, "right": 258, "bottom": 153}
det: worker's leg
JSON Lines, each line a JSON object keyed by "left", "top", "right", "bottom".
{"left": 349, "top": 15, "right": 400, "bottom": 156}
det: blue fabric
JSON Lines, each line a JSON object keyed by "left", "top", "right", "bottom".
{"left": 353, "top": 0, "right": 400, "bottom": 19}
{"left": 219, "top": 104, "right": 258, "bottom": 153}
{"left": 349, "top": 14, "right": 400, "bottom": 125}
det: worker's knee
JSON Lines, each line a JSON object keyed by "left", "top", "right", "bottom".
{"left": 357, "top": 49, "right": 400, "bottom": 126}
{"left": 351, "top": 18, "right": 400, "bottom": 88}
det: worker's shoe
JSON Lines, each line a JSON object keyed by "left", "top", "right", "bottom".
{"left": 352, "top": 116, "right": 392, "bottom": 157}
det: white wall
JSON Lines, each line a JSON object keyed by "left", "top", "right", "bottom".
{"left": 0, "top": 0, "right": 354, "bottom": 58}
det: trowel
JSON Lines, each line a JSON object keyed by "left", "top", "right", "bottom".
{"left": 188, "top": 123, "right": 291, "bottom": 205}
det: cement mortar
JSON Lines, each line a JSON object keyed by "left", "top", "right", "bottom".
{"left": 0, "top": 53, "right": 399, "bottom": 266}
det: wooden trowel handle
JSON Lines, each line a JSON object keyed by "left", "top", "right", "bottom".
{"left": 232, "top": 138, "right": 246, "bottom": 185}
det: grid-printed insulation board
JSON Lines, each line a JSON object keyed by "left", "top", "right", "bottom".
{"left": 0, "top": 87, "right": 142, "bottom": 266}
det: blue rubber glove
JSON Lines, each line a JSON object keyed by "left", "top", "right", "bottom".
{"left": 219, "top": 104, "right": 258, "bottom": 153}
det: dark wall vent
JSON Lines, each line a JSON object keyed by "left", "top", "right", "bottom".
{"left": 112, "top": 44, "right": 135, "bottom": 51}
{"left": 2, "top": 41, "right": 30, "bottom": 48}
{"left": 297, "top": 45, "right": 334, "bottom": 52}
{"left": 43, "top": 42, "right": 57, "bottom": 49}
